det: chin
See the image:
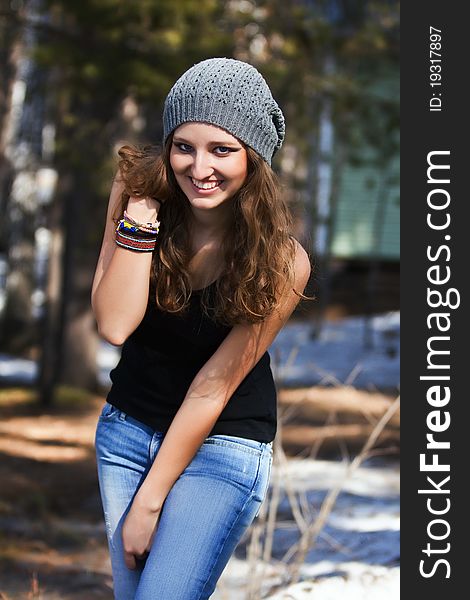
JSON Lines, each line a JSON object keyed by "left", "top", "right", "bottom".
{"left": 187, "top": 196, "right": 226, "bottom": 208}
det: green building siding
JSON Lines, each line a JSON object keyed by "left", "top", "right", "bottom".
{"left": 331, "top": 158, "right": 399, "bottom": 260}
{"left": 331, "top": 67, "right": 399, "bottom": 261}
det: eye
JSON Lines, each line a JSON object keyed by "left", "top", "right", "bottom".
{"left": 173, "top": 142, "right": 192, "bottom": 152}
{"left": 215, "top": 146, "right": 234, "bottom": 155}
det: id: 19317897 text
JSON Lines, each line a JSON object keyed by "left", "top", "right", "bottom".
{"left": 429, "top": 26, "right": 442, "bottom": 112}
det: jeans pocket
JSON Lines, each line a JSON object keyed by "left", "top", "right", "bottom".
{"left": 99, "top": 402, "right": 120, "bottom": 420}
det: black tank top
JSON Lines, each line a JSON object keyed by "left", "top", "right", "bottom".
{"left": 106, "top": 279, "right": 277, "bottom": 442}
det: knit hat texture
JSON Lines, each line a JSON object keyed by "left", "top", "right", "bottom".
{"left": 162, "top": 57, "right": 285, "bottom": 166}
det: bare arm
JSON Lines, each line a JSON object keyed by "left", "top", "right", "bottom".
{"left": 122, "top": 239, "right": 310, "bottom": 569}
{"left": 121, "top": 239, "right": 312, "bottom": 568}
{"left": 135, "top": 240, "right": 312, "bottom": 510}
{"left": 91, "top": 172, "right": 161, "bottom": 345}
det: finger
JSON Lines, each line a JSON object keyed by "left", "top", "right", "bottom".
{"left": 124, "top": 551, "right": 136, "bottom": 570}
{"left": 135, "top": 554, "right": 149, "bottom": 566}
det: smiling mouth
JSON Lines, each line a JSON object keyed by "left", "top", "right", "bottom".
{"left": 189, "top": 177, "right": 224, "bottom": 191}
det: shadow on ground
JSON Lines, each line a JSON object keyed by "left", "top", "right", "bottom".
{"left": 0, "top": 387, "right": 113, "bottom": 599}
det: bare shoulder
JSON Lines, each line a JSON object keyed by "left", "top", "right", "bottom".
{"left": 291, "top": 237, "right": 312, "bottom": 287}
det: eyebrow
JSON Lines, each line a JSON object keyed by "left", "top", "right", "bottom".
{"left": 172, "top": 137, "right": 241, "bottom": 147}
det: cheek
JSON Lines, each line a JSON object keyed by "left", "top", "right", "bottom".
{"left": 169, "top": 153, "right": 186, "bottom": 175}
{"left": 235, "top": 155, "right": 248, "bottom": 182}
{"left": 169, "top": 155, "right": 178, "bottom": 173}
{"left": 226, "top": 157, "right": 247, "bottom": 183}
{"left": 235, "top": 163, "right": 248, "bottom": 184}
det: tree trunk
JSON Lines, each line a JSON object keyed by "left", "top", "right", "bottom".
{"left": 60, "top": 306, "right": 100, "bottom": 391}
{"left": 55, "top": 174, "right": 101, "bottom": 393}
{"left": 37, "top": 197, "right": 63, "bottom": 404}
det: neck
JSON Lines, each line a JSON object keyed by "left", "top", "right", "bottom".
{"left": 189, "top": 207, "right": 233, "bottom": 241}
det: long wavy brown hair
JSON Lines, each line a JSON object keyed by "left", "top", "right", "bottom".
{"left": 112, "top": 131, "right": 313, "bottom": 325}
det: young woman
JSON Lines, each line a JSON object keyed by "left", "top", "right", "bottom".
{"left": 91, "top": 57, "right": 312, "bottom": 599}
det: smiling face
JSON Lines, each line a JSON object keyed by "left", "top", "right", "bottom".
{"left": 169, "top": 122, "right": 248, "bottom": 214}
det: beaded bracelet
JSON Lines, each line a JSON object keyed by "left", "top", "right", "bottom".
{"left": 124, "top": 208, "right": 160, "bottom": 226}
{"left": 124, "top": 210, "right": 160, "bottom": 234}
{"left": 116, "top": 219, "right": 159, "bottom": 236}
{"left": 114, "top": 209, "right": 160, "bottom": 252}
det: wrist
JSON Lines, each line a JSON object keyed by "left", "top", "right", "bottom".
{"left": 134, "top": 485, "right": 166, "bottom": 513}
{"left": 126, "top": 196, "right": 161, "bottom": 222}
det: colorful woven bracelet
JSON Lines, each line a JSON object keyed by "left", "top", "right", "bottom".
{"left": 115, "top": 219, "right": 159, "bottom": 237}
{"left": 121, "top": 219, "right": 159, "bottom": 235}
{"left": 115, "top": 229, "right": 157, "bottom": 252}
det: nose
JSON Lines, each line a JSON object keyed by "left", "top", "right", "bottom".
{"left": 189, "top": 151, "right": 216, "bottom": 181}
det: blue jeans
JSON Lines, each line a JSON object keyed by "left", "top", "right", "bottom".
{"left": 94, "top": 402, "right": 273, "bottom": 600}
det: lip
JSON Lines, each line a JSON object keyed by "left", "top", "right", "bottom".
{"left": 188, "top": 177, "right": 223, "bottom": 194}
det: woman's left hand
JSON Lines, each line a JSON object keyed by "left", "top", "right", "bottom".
{"left": 122, "top": 496, "right": 163, "bottom": 570}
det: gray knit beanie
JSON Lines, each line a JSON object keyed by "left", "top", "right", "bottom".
{"left": 162, "top": 57, "right": 285, "bottom": 166}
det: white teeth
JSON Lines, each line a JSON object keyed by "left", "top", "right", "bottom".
{"left": 191, "top": 177, "right": 221, "bottom": 190}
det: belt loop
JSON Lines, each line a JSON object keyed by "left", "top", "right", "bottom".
{"left": 118, "top": 410, "right": 126, "bottom": 421}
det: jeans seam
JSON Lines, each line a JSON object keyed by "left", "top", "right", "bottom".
{"left": 197, "top": 488, "right": 257, "bottom": 600}
{"left": 254, "top": 452, "right": 272, "bottom": 516}
{"left": 197, "top": 451, "right": 265, "bottom": 598}
{"left": 251, "top": 447, "right": 268, "bottom": 502}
